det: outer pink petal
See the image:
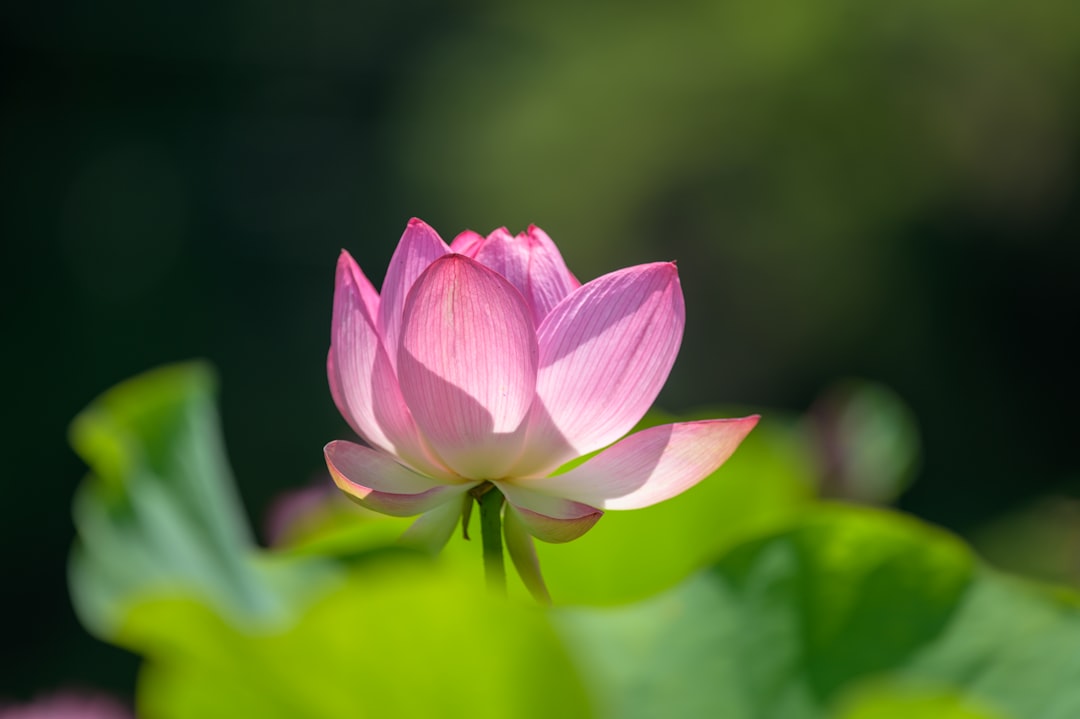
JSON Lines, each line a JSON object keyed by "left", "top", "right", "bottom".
{"left": 327, "top": 252, "right": 380, "bottom": 438}
{"left": 398, "top": 255, "right": 539, "bottom": 479}
{"left": 329, "top": 251, "right": 450, "bottom": 478}
{"left": 449, "top": 229, "right": 485, "bottom": 257}
{"left": 504, "top": 508, "right": 552, "bottom": 604}
{"left": 378, "top": 219, "right": 450, "bottom": 370}
{"left": 528, "top": 417, "right": 759, "bottom": 510}
{"left": 324, "top": 440, "right": 474, "bottom": 516}
{"left": 399, "top": 496, "right": 468, "bottom": 553}
{"left": 327, "top": 347, "right": 358, "bottom": 437}
{"left": 497, "top": 482, "right": 602, "bottom": 543}
{"left": 473, "top": 226, "right": 580, "bottom": 326}
{"left": 513, "top": 262, "right": 685, "bottom": 475}
{"left": 348, "top": 251, "right": 381, "bottom": 318}
{"left": 328, "top": 251, "right": 397, "bottom": 450}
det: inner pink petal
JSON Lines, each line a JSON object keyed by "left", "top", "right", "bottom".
{"left": 397, "top": 255, "right": 539, "bottom": 479}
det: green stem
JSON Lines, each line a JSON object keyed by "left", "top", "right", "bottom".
{"left": 476, "top": 484, "right": 506, "bottom": 596}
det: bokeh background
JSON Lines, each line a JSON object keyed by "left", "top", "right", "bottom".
{"left": 3, "top": 0, "right": 1078, "bottom": 705}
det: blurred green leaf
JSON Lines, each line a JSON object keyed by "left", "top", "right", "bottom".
{"left": 831, "top": 681, "right": 1006, "bottom": 719}
{"left": 68, "top": 364, "right": 590, "bottom": 717}
{"left": 969, "top": 495, "right": 1080, "bottom": 588}
{"left": 122, "top": 560, "right": 591, "bottom": 719}
{"left": 897, "top": 569, "right": 1080, "bottom": 719}
{"left": 68, "top": 363, "right": 320, "bottom": 637}
{"left": 557, "top": 505, "right": 1080, "bottom": 719}
{"left": 69, "top": 366, "right": 1080, "bottom": 719}
{"left": 270, "top": 490, "right": 414, "bottom": 561}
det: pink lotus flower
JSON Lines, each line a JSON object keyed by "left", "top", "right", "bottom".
{"left": 325, "top": 219, "right": 758, "bottom": 552}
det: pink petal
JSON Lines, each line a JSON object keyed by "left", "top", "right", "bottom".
{"left": 473, "top": 226, "right": 580, "bottom": 326}
{"left": 327, "top": 347, "right": 358, "bottom": 436}
{"left": 398, "top": 255, "right": 539, "bottom": 479}
{"left": 514, "top": 262, "right": 685, "bottom": 475}
{"left": 504, "top": 508, "right": 552, "bottom": 604}
{"left": 324, "top": 440, "right": 474, "bottom": 516}
{"left": 522, "top": 224, "right": 581, "bottom": 314}
{"left": 497, "top": 482, "right": 602, "bottom": 543}
{"left": 474, "top": 227, "right": 527, "bottom": 293}
{"left": 449, "top": 229, "right": 485, "bottom": 257}
{"left": 348, "top": 250, "right": 381, "bottom": 318}
{"left": 378, "top": 219, "right": 450, "bottom": 370}
{"left": 329, "top": 251, "right": 449, "bottom": 478}
{"left": 528, "top": 417, "right": 760, "bottom": 509}
{"left": 328, "top": 251, "right": 396, "bottom": 448}
{"left": 399, "top": 496, "right": 468, "bottom": 553}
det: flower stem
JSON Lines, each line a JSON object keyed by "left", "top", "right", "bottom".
{"left": 475, "top": 483, "right": 506, "bottom": 596}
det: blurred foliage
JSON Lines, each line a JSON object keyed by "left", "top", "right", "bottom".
{"left": 68, "top": 363, "right": 326, "bottom": 637}
{"left": 66, "top": 365, "right": 1080, "bottom": 717}
{"left": 558, "top": 507, "right": 1080, "bottom": 719}
{"left": 70, "top": 364, "right": 590, "bottom": 717}
{"left": 969, "top": 496, "right": 1080, "bottom": 589}
{"left": 831, "top": 684, "right": 1006, "bottom": 719}
{"left": 122, "top": 565, "right": 591, "bottom": 719}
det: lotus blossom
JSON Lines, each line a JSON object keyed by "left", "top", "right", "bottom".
{"left": 325, "top": 219, "right": 758, "bottom": 556}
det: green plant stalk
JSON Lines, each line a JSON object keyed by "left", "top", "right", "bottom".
{"left": 476, "top": 484, "right": 507, "bottom": 596}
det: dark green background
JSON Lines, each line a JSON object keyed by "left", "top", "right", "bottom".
{"left": 2, "top": 0, "right": 1077, "bottom": 703}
